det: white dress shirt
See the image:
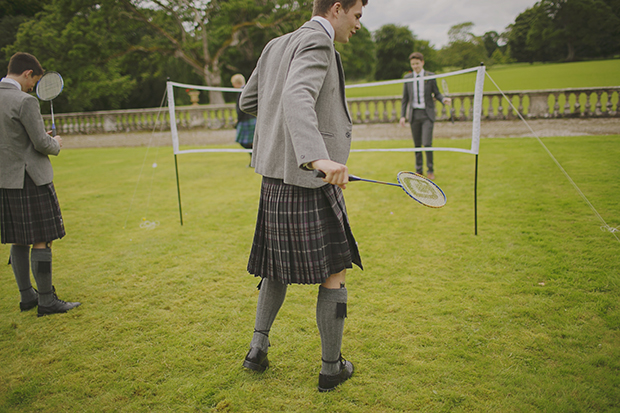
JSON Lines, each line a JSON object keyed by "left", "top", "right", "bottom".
{"left": 412, "top": 70, "right": 425, "bottom": 109}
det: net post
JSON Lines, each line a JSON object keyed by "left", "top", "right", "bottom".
{"left": 474, "top": 154, "right": 479, "bottom": 236}
{"left": 174, "top": 154, "right": 183, "bottom": 226}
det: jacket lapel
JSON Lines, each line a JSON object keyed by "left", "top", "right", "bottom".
{"left": 335, "top": 51, "right": 352, "bottom": 123}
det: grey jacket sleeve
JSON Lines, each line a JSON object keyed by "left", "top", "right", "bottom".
{"left": 22, "top": 96, "right": 60, "bottom": 156}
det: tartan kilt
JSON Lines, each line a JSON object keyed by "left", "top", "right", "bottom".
{"left": 0, "top": 173, "right": 65, "bottom": 245}
{"left": 235, "top": 118, "right": 256, "bottom": 146}
{"left": 247, "top": 177, "right": 362, "bottom": 285}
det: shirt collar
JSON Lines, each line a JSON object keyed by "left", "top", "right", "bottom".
{"left": 311, "top": 16, "right": 335, "bottom": 41}
{"left": 414, "top": 69, "right": 425, "bottom": 77}
{"left": 1, "top": 77, "right": 22, "bottom": 90}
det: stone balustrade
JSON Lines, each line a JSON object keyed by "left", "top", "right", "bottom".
{"left": 44, "top": 87, "right": 619, "bottom": 134}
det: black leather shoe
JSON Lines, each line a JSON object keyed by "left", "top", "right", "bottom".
{"left": 318, "top": 355, "right": 354, "bottom": 392}
{"left": 20, "top": 298, "right": 38, "bottom": 312}
{"left": 37, "top": 287, "right": 81, "bottom": 317}
{"left": 243, "top": 347, "right": 269, "bottom": 372}
{"left": 19, "top": 288, "right": 38, "bottom": 312}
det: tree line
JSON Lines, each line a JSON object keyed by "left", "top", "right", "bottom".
{"left": 1, "top": 0, "right": 618, "bottom": 113}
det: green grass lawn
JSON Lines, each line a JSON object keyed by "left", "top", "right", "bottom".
{"left": 345, "top": 59, "right": 620, "bottom": 98}
{"left": 1, "top": 134, "right": 619, "bottom": 412}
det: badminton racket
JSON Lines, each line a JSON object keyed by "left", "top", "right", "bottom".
{"left": 314, "top": 170, "right": 446, "bottom": 208}
{"left": 36, "top": 71, "right": 64, "bottom": 136}
{"left": 441, "top": 78, "right": 455, "bottom": 124}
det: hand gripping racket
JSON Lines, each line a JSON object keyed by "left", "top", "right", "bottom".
{"left": 36, "top": 71, "right": 64, "bottom": 136}
{"left": 314, "top": 170, "right": 446, "bottom": 208}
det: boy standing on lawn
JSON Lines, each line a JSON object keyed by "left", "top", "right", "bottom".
{"left": 0, "top": 52, "right": 80, "bottom": 317}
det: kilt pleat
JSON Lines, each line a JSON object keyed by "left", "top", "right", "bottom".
{"left": 247, "top": 177, "right": 362, "bottom": 284}
{"left": 0, "top": 174, "right": 65, "bottom": 245}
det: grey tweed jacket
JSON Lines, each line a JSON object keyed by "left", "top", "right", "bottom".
{"left": 239, "top": 20, "right": 352, "bottom": 189}
{"left": 0, "top": 82, "right": 60, "bottom": 189}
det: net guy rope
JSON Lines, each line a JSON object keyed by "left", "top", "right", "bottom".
{"left": 485, "top": 72, "right": 619, "bottom": 243}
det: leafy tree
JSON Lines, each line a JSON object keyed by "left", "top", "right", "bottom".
{"left": 438, "top": 22, "right": 487, "bottom": 68}
{"left": 413, "top": 39, "right": 441, "bottom": 73}
{"left": 6, "top": 0, "right": 142, "bottom": 112}
{"left": 505, "top": 7, "right": 535, "bottom": 62}
{"left": 335, "top": 25, "right": 375, "bottom": 81}
{"left": 482, "top": 31, "right": 500, "bottom": 58}
{"left": 0, "top": 0, "right": 45, "bottom": 75}
{"left": 507, "top": 0, "right": 620, "bottom": 62}
{"left": 373, "top": 24, "right": 415, "bottom": 80}
{"left": 117, "top": 0, "right": 312, "bottom": 104}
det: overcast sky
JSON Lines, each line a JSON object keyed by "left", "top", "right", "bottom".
{"left": 360, "top": 0, "right": 539, "bottom": 48}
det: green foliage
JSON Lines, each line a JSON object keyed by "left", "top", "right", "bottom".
{"left": 336, "top": 25, "right": 376, "bottom": 81}
{"left": 414, "top": 39, "right": 441, "bottom": 73}
{"left": 507, "top": 0, "right": 620, "bottom": 62}
{"left": 0, "top": 134, "right": 619, "bottom": 411}
{"left": 0, "top": 0, "right": 44, "bottom": 76}
{"left": 482, "top": 31, "right": 500, "bottom": 57}
{"left": 373, "top": 24, "right": 415, "bottom": 80}
{"left": 2, "top": 0, "right": 312, "bottom": 110}
{"left": 439, "top": 22, "right": 487, "bottom": 69}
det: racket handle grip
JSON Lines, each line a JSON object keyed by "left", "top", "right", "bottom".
{"left": 51, "top": 125, "right": 56, "bottom": 137}
{"left": 313, "top": 170, "right": 360, "bottom": 182}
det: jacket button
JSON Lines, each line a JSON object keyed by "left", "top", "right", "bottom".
{"left": 345, "top": 132, "right": 351, "bottom": 138}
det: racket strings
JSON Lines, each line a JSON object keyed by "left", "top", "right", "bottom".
{"left": 398, "top": 173, "right": 446, "bottom": 208}
{"left": 37, "top": 73, "right": 63, "bottom": 101}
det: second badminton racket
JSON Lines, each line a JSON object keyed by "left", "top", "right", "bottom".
{"left": 36, "top": 71, "right": 64, "bottom": 137}
{"left": 314, "top": 170, "right": 446, "bottom": 208}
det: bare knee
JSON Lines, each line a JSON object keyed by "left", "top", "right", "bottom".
{"left": 321, "top": 269, "right": 346, "bottom": 289}
{"left": 32, "top": 242, "right": 51, "bottom": 249}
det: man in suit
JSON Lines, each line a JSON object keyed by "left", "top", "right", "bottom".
{"left": 0, "top": 52, "right": 81, "bottom": 316}
{"left": 399, "top": 52, "right": 451, "bottom": 180}
{"left": 239, "top": 0, "right": 367, "bottom": 392}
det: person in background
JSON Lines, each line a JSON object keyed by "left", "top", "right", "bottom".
{"left": 399, "top": 52, "right": 451, "bottom": 180}
{"left": 0, "top": 52, "right": 81, "bottom": 317}
{"left": 232, "top": 73, "right": 256, "bottom": 166}
{"left": 239, "top": 0, "right": 367, "bottom": 392}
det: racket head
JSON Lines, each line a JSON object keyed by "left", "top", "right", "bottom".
{"left": 397, "top": 171, "right": 447, "bottom": 208}
{"left": 36, "top": 71, "right": 64, "bottom": 101}
{"left": 441, "top": 78, "right": 449, "bottom": 95}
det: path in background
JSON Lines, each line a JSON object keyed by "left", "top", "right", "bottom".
{"left": 61, "top": 118, "right": 620, "bottom": 149}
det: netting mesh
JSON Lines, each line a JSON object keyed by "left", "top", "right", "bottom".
{"left": 397, "top": 172, "right": 446, "bottom": 208}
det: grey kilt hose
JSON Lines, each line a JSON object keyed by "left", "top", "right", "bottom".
{"left": 247, "top": 177, "right": 362, "bottom": 284}
{"left": 1, "top": 173, "right": 65, "bottom": 245}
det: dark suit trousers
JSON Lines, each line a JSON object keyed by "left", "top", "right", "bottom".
{"left": 410, "top": 109, "right": 434, "bottom": 174}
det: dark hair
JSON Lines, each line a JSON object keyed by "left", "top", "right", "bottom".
{"left": 7, "top": 52, "right": 43, "bottom": 76}
{"left": 313, "top": 0, "right": 368, "bottom": 16}
{"left": 408, "top": 52, "right": 424, "bottom": 61}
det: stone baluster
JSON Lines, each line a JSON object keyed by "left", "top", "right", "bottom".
{"left": 553, "top": 93, "right": 561, "bottom": 118}
{"left": 607, "top": 90, "right": 616, "bottom": 116}
{"left": 382, "top": 100, "right": 389, "bottom": 122}
{"left": 584, "top": 92, "right": 592, "bottom": 117}
{"left": 498, "top": 96, "right": 505, "bottom": 120}
{"left": 563, "top": 93, "right": 572, "bottom": 116}
{"left": 595, "top": 90, "right": 603, "bottom": 116}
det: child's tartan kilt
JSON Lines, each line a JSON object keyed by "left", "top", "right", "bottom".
{"left": 1, "top": 174, "right": 65, "bottom": 245}
{"left": 247, "top": 177, "right": 362, "bottom": 285}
